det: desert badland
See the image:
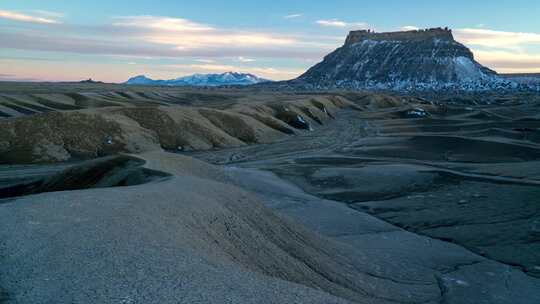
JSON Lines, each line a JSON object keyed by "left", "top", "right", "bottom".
{"left": 1, "top": 8, "right": 540, "bottom": 304}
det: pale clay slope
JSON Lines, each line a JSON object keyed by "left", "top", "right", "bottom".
{"left": 2, "top": 151, "right": 540, "bottom": 303}
{"left": 224, "top": 166, "right": 540, "bottom": 304}
{"left": 0, "top": 155, "right": 350, "bottom": 303}
{"left": 0, "top": 151, "right": 395, "bottom": 304}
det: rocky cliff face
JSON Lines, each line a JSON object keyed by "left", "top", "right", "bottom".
{"left": 295, "top": 28, "right": 512, "bottom": 91}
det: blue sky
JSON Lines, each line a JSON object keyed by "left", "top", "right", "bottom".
{"left": 1, "top": 0, "right": 539, "bottom": 82}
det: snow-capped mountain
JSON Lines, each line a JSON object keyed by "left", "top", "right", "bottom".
{"left": 288, "top": 28, "right": 530, "bottom": 92}
{"left": 125, "top": 72, "right": 271, "bottom": 86}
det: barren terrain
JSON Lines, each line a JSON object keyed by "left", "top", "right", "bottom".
{"left": 1, "top": 83, "right": 540, "bottom": 303}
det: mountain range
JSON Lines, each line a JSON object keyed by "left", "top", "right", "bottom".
{"left": 125, "top": 29, "right": 539, "bottom": 92}
{"left": 125, "top": 72, "right": 271, "bottom": 87}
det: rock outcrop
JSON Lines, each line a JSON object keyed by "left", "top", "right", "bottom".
{"left": 293, "top": 28, "right": 514, "bottom": 91}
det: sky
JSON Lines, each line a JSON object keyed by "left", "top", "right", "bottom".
{"left": 0, "top": 0, "right": 539, "bottom": 82}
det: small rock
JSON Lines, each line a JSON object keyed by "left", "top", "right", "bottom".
{"left": 405, "top": 108, "right": 429, "bottom": 118}
{"left": 289, "top": 115, "right": 311, "bottom": 130}
{"left": 458, "top": 199, "right": 469, "bottom": 205}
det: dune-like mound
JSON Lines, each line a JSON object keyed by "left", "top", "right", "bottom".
{"left": 0, "top": 94, "right": 363, "bottom": 164}
{"left": 0, "top": 110, "right": 158, "bottom": 163}
{"left": 0, "top": 152, "right": 429, "bottom": 303}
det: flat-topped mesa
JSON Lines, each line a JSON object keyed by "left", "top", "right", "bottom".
{"left": 345, "top": 27, "right": 454, "bottom": 45}
{"left": 294, "top": 26, "right": 505, "bottom": 91}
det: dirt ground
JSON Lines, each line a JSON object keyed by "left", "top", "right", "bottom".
{"left": 1, "top": 83, "right": 540, "bottom": 303}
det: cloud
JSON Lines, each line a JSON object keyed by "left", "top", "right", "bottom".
{"left": 0, "top": 9, "right": 61, "bottom": 24}
{"left": 32, "top": 10, "right": 65, "bottom": 19}
{"left": 455, "top": 28, "right": 540, "bottom": 50}
{"left": 452, "top": 28, "right": 540, "bottom": 73}
{"left": 112, "top": 15, "right": 297, "bottom": 50}
{"left": 284, "top": 14, "right": 302, "bottom": 19}
{"left": 237, "top": 56, "right": 256, "bottom": 62}
{"left": 165, "top": 63, "right": 304, "bottom": 79}
{"left": 0, "top": 58, "right": 137, "bottom": 82}
{"left": 316, "top": 19, "right": 347, "bottom": 27}
{"left": 113, "top": 15, "right": 213, "bottom": 32}
{"left": 401, "top": 26, "right": 419, "bottom": 31}
{"left": 316, "top": 19, "right": 368, "bottom": 29}
{"left": 0, "top": 29, "right": 329, "bottom": 60}
{"left": 0, "top": 14, "right": 334, "bottom": 61}
{"left": 185, "top": 63, "right": 237, "bottom": 71}
{"left": 0, "top": 73, "right": 41, "bottom": 82}
{"left": 195, "top": 59, "right": 215, "bottom": 63}
{"left": 473, "top": 49, "right": 540, "bottom": 73}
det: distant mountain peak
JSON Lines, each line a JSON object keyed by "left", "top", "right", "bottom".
{"left": 126, "top": 72, "right": 270, "bottom": 87}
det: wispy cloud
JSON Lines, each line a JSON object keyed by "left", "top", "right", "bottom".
{"left": 113, "top": 15, "right": 297, "bottom": 50}
{"left": 473, "top": 49, "right": 540, "bottom": 73}
{"left": 113, "top": 15, "right": 213, "bottom": 32}
{"left": 32, "top": 10, "right": 65, "bottom": 19}
{"left": 284, "top": 14, "right": 303, "bottom": 19}
{"left": 0, "top": 9, "right": 61, "bottom": 24}
{"left": 195, "top": 59, "right": 216, "bottom": 63}
{"left": 455, "top": 28, "right": 540, "bottom": 50}
{"left": 237, "top": 56, "right": 256, "bottom": 62}
{"left": 0, "top": 28, "right": 330, "bottom": 60}
{"left": 165, "top": 63, "right": 303, "bottom": 78}
{"left": 449, "top": 28, "right": 540, "bottom": 73}
{"left": 0, "top": 73, "right": 42, "bottom": 82}
{"left": 316, "top": 19, "right": 368, "bottom": 29}
{"left": 401, "top": 25, "right": 419, "bottom": 31}
{"left": 0, "top": 14, "right": 333, "bottom": 59}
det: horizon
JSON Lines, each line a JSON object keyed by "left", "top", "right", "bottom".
{"left": 1, "top": 0, "right": 540, "bottom": 82}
